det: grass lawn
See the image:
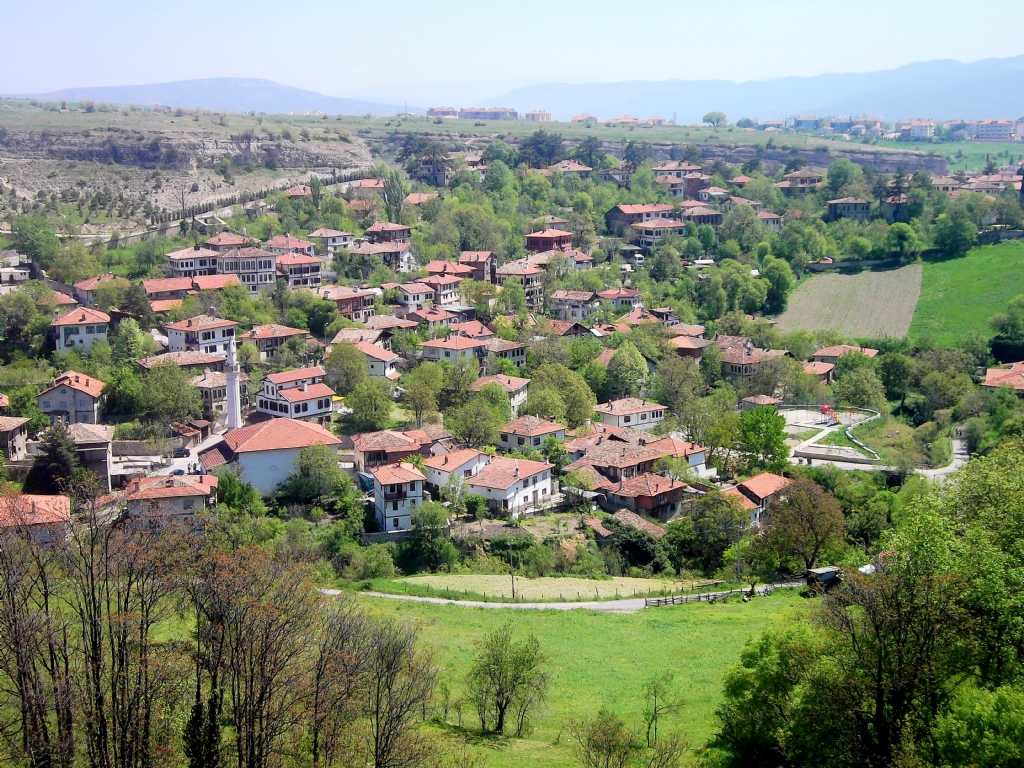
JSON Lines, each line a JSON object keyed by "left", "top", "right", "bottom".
{"left": 871, "top": 140, "right": 1021, "bottom": 172}
{"left": 909, "top": 241, "right": 1024, "bottom": 346}
{"left": 379, "top": 574, "right": 714, "bottom": 602}
{"left": 776, "top": 265, "right": 922, "bottom": 339}
{"left": 357, "top": 590, "right": 804, "bottom": 767}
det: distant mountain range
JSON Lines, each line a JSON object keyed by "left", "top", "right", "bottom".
{"left": 16, "top": 78, "right": 411, "bottom": 116}
{"left": 14, "top": 56, "right": 1024, "bottom": 123}
{"left": 483, "top": 56, "right": 1024, "bottom": 123}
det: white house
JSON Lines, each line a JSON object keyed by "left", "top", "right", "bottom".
{"left": 415, "top": 275, "right": 462, "bottom": 306}
{"left": 257, "top": 367, "right": 335, "bottom": 424}
{"left": 466, "top": 456, "right": 553, "bottom": 518}
{"left": 397, "top": 283, "right": 434, "bottom": 312}
{"left": 422, "top": 448, "right": 491, "bottom": 494}
{"left": 264, "top": 234, "right": 315, "bottom": 256}
{"left": 37, "top": 371, "right": 105, "bottom": 425}
{"left": 354, "top": 342, "right": 401, "bottom": 380}
{"left": 165, "top": 315, "right": 238, "bottom": 354}
{"left": 498, "top": 415, "right": 566, "bottom": 452}
{"left": 276, "top": 253, "right": 322, "bottom": 289}
{"left": 470, "top": 374, "right": 530, "bottom": 415}
{"left": 197, "top": 418, "right": 341, "bottom": 496}
{"left": 593, "top": 398, "right": 666, "bottom": 430}
{"left": 52, "top": 308, "right": 110, "bottom": 354}
{"left": 371, "top": 462, "right": 425, "bottom": 532}
{"left": 307, "top": 228, "right": 355, "bottom": 255}
{"left": 419, "top": 335, "right": 488, "bottom": 364}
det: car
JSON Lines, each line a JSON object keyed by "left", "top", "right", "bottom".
{"left": 171, "top": 469, "right": 185, "bottom": 476}
{"left": 173, "top": 447, "right": 191, "bottom": 458}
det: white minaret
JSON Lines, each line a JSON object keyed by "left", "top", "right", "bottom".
{"left": 225, "top": 335, "right": 243, "bottom": 431}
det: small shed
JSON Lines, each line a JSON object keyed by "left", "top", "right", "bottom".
{"left": 806, "top": 566, "right": 841, "bottom": 592}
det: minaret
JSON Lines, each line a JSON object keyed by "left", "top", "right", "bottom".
{"left": 225, "top": 335, "right": 243, "bottom": 431}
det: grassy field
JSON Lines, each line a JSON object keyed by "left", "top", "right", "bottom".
{"left": 776, "top": 265, "right": 923, "bottom": 338}
{"left": 909, "top": 241, "right": 1024, "bottom": 345}
{"left": 386, "top": 574, "right": 710, "bottom": 602}
{"left": 875, "top": 138, "right": 1022, "bottom": 172}
{"left": 358, "top": 590, "right": 803, "bottom": 767}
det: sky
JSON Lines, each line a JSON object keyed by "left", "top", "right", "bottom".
{"left": 4, "top": 0, "right": 1024, "bottom": 99}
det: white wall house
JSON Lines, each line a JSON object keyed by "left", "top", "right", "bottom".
{"left": 371, "top": 462, "right": 425, "bottom": 532}
{"left": 197, "top": 418, "right": 341, "bottom": 496}
{"left": 423, "top": 448, "right": 491, "bottom": 493}
{"left": 466, "top": 456, "right": 553, "bottom": 518}
{"left": 354, "top": 342, "right": 401, "bottom": 380}
{"left": 497, "top": 415, "right": 566, "bottom": 452}
{"left": 165, "top": 315, "right": 238, "bottom": 354}
{"left": 257, "top": 367, "right": 335, "bottom": 424}
{"left": 470, "top": 374, "right": 530, "bottom": 416}
{"left": 52, "top": 308, "right": 109, "bottom": 354}
{"left": 593, "top": 398, "right": 666, "bottom": 430}
{"left": 37, "top": 371, "right": 105, "bottom": 425}
{"left": 419, "top": 336, "right": 487, "bottom": 364}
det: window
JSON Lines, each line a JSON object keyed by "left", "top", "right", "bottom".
{"left": 518, "top": 437, "right": 525, "bottom": 446}
{"left": 624, "top": 415, "right": 632, "bottom": 423}
{"left": 85, "top": 325, "right": 94, "bottom": 334}
{"left": 392, "top": 501, "right": 398, "bottom": 511}
{"left": 464, "top": 469, "right": 472, "bottom": 477}
{"left": 392, "top": 518, "right": 399, "bottom": 528}
{"left": 641, "top": 413, "right": 647, "bottom": 420}
{"left": 533, "top": 437, "right": 540, "bottom": 446}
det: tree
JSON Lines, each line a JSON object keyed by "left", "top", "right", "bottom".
{"left": 447, "top": 399, "right": 503, "bottom": 449}
{"left": 569, "top": 709, "right": 641, "bottom": 768}
{"left": 642, "top": 672, "right": 684, "bottom": 747}
{"left": 703, "top": 111, "right": 727, "bottom": 128}
{"left": 623, "top": 141, "right": 652, "bottom": 172}
{"left": 381, "top": 167, "right": 406, "bottom": 222}
{"left": 607, "top": 342, "right": 647, "bottom": 398}
{"left": 877, "top": 352, "right": 913, "bottom": 402}
{"left": 665, "top": 491, "right": 748, "bottom": 574}
{"left": 348, "top": 378, "right": 393, "bottom": 430}
{"left": 651, "top": 356, "right": 703, "bottom": 415}
{"left": 324, "top": 342, "right": 368, "bottom": 395}
{"left": 885, "top": 222, "right": 920, "bottom": 260}
{"left": 283, "top": 443, "right": 346, "bottom": 504}
{"left": 720, "top": 206, "right": 764, "bottom": 254}
{"left": 934, "top": 207, "right": 977, "bottom": 256}
{"left": 757, "top": 478, "right": 845, "bottom": 570}
{"left": 737, "top": 406, "right": 788, "bottom": 472}
{"left": 832, "top": 366, "right": 887, "bottom": 412}
{"left": 467, "top": 621, "right": 549, "bottom": 736}
{"left": 496, "top": 277, "right": 527, "bottom": 316}
{"left": 519, "top": 129, "right": 564, "bottom": 168}
{"left": 138, "top": 361, "right": 203, "bottom": 425}
{"left": 402, "top": 382, "right": 437, "bottom": 428}
{"left": 112, "top": 317, "right": 152, "bottom": 363}
{"left": 24, "top": 422, "right": 79, "bottom": 494}
{"left": 476, "top": 382, "right": 512, "bottom": 422}
{"left": 826, "top": 157, "right": 861, "bottom": 197}
{"left": 761, "top": 259, "right": 793, "bottom": 315}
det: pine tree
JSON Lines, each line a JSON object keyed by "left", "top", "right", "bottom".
{"left": 23, "top": 422, "right": 79, "bottom": 494}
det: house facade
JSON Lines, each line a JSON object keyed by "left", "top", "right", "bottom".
{"left": 371, "top": 462, "right": 425, "bottom": 531}
{"left": 498, "top": 415, "right": 566, "bottom": 452}
{"left": 593, "top": 398, "right": 665, "bottom": 430}
{"left": 257, "top": 367, "right": 335, "bottom": 424}
{"left": 239, "top": 324, "right": 310, "bottom": 361}
{"left": 165, "top": 316, "right": 238, "bottom": 354}
{"left": 465, "top": 456, "right": 553, "bottom": 518}
{"left": 52, "top": 308, "right": 109, "bottom": 354}
{"left": 37, "top": 371, "right": 105, "bottom": 425}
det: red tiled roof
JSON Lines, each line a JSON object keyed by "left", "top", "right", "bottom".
{"left": 405, "top": 192, "right": 438, "bottom": 205}
{"left": 739, "top": 473, "right": 792, "bottom": 501}
{"left": 124, "top": 474, "right": 217, "bottom": 501}
{"left": 550, "top": 159, "right": 593, "bottom": 172}
{"left": 424, "top": 448, "right": 486, "bottom": 471}
{"left": 351, "top": 431, "right": 414, "bottom": 452}
{"left": 814, "top": 345, "right": 879, "bottom": 359}
{"left": 308, "top": 227, "right": 352, "bottom": 238}
{"left": 199, "top": 446, "right": 228, "bottom": 470}
{"left": 137, "top": 350, "right": 225, "bottom": 369}
{"left": 550, "top": 289, "right": 597, "bottom": 301}
{"left": 52, "top": 307, "right": 110, "bottom": 327}
{"left": 350, "top": 178, "right": 386, "bottom": 189}
{"left": 804, "top": 361, "right": 835, "bottom": 376}
{"left": 39, "top": 371, "right": 105, "bottom": 398}
{"left": 354, "top": 341, "right": 398, "bottom": 362}
{"left": 595, "top": 348, "right": 615, "bottom": 366}
{"left": 73, "top": 273, "right": 125, "bottom": 292}
{"left": 586, "top": 517, "right": 613, "bottom": 537}
{"left": 370, "top": 462, "right": 425, "bottom": 485}
{"left": 595, "top": 472, "right": 687, "bottom": 499}
{"left": 277, "top": 252, "right": 321, "bottom": 266}
{"left": 613, "top": 204, "right": 675, "bottom": 215}
{"left": 164, "top": 315, "right": 238, "bottom": 332}
{"left": 277, "top": 382, "right": 336, "bottom": 402}
{"left": 597, "top": 288, "right": 641, "bottom": 300}
{"left": 409, "top": 308, "right": 455, "bottom": 323}
{"left": 502, "top": 415, "right": 565, "bottom": 437}
{"left": 668, "top": 336, "right": 713, "bottom": 351}
{"left": 0, "top": 416, "right": 28, "bottom": 432}
{"left": 266, "top": 235, "right": 314, "bottom": 249}
{"left": 287, "top": 185, "right": 313, "bottom": 196}
{"left": 459, "top": 251, "right": 493, "bottom": 263}
{"left": 469, "top": 456, "right": 551, "bottom": 489}
{"left": 742, "top": 395, "right": 782, "bottom": 406}
{"left": 984, "top": 361, "right": 1024, "bottom": 391}
{"left": 241, "top": 324, "right": 308, "bottom": 341}
{"left": 471, "top": 374, "right": 530, "bottom": 393}
{"left": 594, "top": 398, "right": 664, "bottom": 417}
{"left": 366, "top": 221, "right": 412, "bottom": 233}
{"left": 267, "top": 366, "right": 326, "bottom": 385}
{"left": 222, "top": 418, "right": 340, "bottom": 453}
{"left": 0, "top": 495, "right": 71, "bottom": 528}
{"left": 420, "top": 336, "right": 488, "bottom": 351}
{"left": 364, "top": 315, "right": 418, "bottom": 330}
{"left": 416, "top": 275, "right": 463, "bottom": 288}
{"left": 526, "top": 228, "right": 573, "bottom": 238}
{"left": 204, "top": 232, "right": 248, "bottom": 247}
{"left": 425, "top": 260, "right": 474, "bottom": 276}
{"left": 723, "top": 487, "right": 758, "bottom": 511}
{"left": 450, "top": 320, "right": 493, "bottom": 338}
{"left": 611, "top": 509, "right": 666, "bottom": 538}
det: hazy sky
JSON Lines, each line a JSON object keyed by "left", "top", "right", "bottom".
{"left": 4, "top": 0, "right": 1024, "bottom": 96}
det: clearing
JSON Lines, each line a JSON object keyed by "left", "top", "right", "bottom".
{"left": 359, "top": 590, "right": 801, "bottom": 768}
{"left": 776, "top": 265, "right": 922, "bottom": 338}
{"left": 909, "top": 241, "right": 1024, "bottom": 346}
{"left": 389, "top": 574, "right": 705, "bottom": 601}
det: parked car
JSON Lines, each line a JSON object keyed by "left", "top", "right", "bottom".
{"left": 171, "top": 469, "right": 185, "bottom": 476}
{"left": 173, "top": 447, "right": 191, "bottom": 458}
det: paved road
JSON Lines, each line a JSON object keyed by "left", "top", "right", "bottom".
{"left": 332, "top": 582, "right": 801, "bottom": 614}
{"left": 919, "top": 435, "right": 969, "bottom": 480}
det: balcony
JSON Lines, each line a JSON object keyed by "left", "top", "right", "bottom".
{"left": 383, "top": 490, "right": 408, "bottom": 501}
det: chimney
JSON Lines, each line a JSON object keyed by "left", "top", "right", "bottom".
{"left": 194, "top": 244, "right": 200, "bottom": 251}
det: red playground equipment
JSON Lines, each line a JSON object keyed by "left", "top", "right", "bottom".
{"left": 820, "top": 404, "right": 839, "bottom": 426}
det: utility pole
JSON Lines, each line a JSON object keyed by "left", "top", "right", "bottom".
{"left": 509, "top": 539, "right": 516, "bottom": 601}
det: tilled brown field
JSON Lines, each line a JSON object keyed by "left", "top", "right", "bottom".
{"left": 776, "top": 265, "right": 923, "bottom": 338}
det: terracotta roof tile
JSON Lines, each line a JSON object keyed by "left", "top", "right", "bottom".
{"left": 267, "top": 366, "right": 326, "bottom": 385}
{"left": 502, "top": 415, "right": 565, "bottom": 437}
{"left": 370, "top": 462, "right": 425, "bottom": 485}
{"left": 39, "top": 371, "right": 105, "bottom": 398}
{"left": 0, "top": 495, "right": 71, "bottom": 528}
{"left": 222, "top": 418, "right": 340, "bottom": 453}
{"left": 52, "top": 307, "right": 110, "bottom": 326}
{"left": 469, "top": 456, "right": 551, "bottom": 489}
{"left": 739, "top": 473, "right": 792, "bottom": 501}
